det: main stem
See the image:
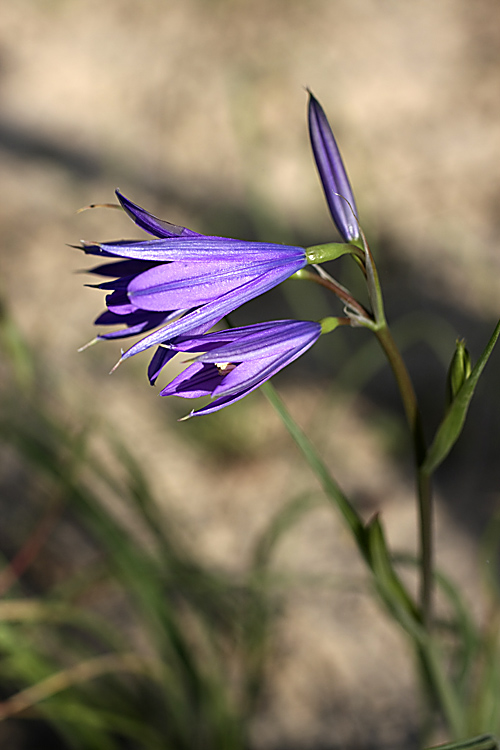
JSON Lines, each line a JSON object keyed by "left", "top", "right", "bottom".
{"left": 375, "top": 325, "right": 433, "bottom": 628}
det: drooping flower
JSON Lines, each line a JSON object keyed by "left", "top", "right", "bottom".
{"left": 83, "top": 191, "right": 308, "bottom": 361}
{"left": 158, "top": 319, "right": 330, "bottom": 417}
{"left": 308, "top": 91, "right": 359, "bottom": 242}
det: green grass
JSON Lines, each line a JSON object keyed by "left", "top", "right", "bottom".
{"left": 0, "top": 303, "right": 293, "bottom": 749}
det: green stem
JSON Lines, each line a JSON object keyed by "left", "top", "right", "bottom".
{"left": 375, "top": 324, "right": 433, "bottom": 628}
{"left": 260, "top": 382, "right": 367, "bottom": 550}
{"left": 418, "top": 471, "right": 433, "bottom": 630}
{"left": 262, "top": 380, "right": 464, "bottom": 734}
{"left": 297, "top": 262, "right": 434, "bottom": 627}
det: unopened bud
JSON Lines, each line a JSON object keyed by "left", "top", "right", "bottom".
{"left": 308, "top": 91, "right": 359, "bottom": 242}
{"left": 446, "top": 339, "right": 472, "bottom": 407}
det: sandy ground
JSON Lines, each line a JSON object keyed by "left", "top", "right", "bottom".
{"left": 1, "top": 1, "right": 500, "bottom": 748}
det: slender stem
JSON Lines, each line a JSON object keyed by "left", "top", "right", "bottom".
{"left": 261, "top": 381, "right": 366, "bottom": 545}
{"left": 297, "top": 269, "right": 371, "bottom": 319}
{"left": 418, "top": 471, "right": 433, "bottom": 629}
{"left": 375, "top": 324, "right": 433, "bottom": 628}
{"left": 301, "top": 262, "right": 434, "bottom": 627}
{"left": 375, "top": 326, "right": 422, "bottom": 456}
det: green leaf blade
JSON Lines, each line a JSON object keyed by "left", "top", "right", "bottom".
{"left": 423, "top": 320, "right": 500, "bottom": 475}
{"left": 425, "top": 734, "right": 498, "bottom": 750}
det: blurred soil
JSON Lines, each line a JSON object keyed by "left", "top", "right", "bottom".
{"left": 1, "top": 1, "right": 500, "bottom": 748}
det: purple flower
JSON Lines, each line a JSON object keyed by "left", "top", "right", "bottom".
{"left": 308, "top": 91, "right": 359, "bottom": 242}
{"left": 158, "top": 320, "right": 322, "bottom": 417}
{"left": 83, "top": 192, "right": 307, "bottom": 360}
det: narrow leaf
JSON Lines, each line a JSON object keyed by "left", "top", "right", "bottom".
{"left": 423, "top": 320, "right": 500, "bottom": 475}
{"left": 425, "top": 734, "right": 498, "bottom": 750}
{"left": 364, "top": 515, "right": 419, "bottom": 623}
{"left": 260, "top": 382, "right": 366, "bottom": 549}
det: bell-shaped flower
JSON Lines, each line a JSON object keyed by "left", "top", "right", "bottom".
{"left": 82, "top": 192, "right": 308, "bottom": 362}
{"left": 158, "top": 319, "right": 323, "bottom": 417}
{"left": 308, "top": 91, "right": 359, "bottom": 242}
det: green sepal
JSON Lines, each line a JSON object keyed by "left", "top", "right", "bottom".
{"left": 305, "top": 242, "right": 362, "bottom": 264}
{"left": 319, "top": 316, "right": 342, "bottom": 334}
{"left": 423, "top": 319, "right": 500, "bottom": 475}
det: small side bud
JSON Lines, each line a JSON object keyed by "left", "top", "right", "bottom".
{"left": 446, "top": 339, "right": 472, "bottom": 408}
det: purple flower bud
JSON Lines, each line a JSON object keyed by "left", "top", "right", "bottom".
{"left": 308, "top": 91, "right": 359, "bottom": 242}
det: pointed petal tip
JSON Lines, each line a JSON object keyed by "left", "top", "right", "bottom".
{"left": 77, "top": 337, "right": 99, "bottom": 352}
{"left": 76, "top": 203, "right": 120, "bottom": 214}
{"left": 80, "top": 239, "right": 101, "bottom": 249}
{"left": 109, "top": 355, "right": 124, "bottom": 375}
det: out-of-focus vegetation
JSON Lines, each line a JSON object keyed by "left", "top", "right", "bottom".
{"left": 0, "top": 300, "right": 325, "bottom": 749}
{"left": 2, "top": 284, "right": 500, "bottom": 750}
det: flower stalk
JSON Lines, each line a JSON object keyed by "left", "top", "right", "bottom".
{"left": 375, "top": 323, "right": 433, "bottom": 627}
{"left": 293, "top": 267, "right": 371, "bottom": 321}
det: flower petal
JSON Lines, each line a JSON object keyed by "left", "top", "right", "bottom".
{"left": 158, "top": 319, "right": 322, "bottom": 417}
{"left": 120, "top": 261, "right": 306, "bottom": 359}
{"left": 115, "top": 190, "right": 203, "bottom": 239}
{"left": 88, "top": 258, "right": 160, "bottom": 278}
{"left": 196, "top": 321, "right": 321, "bottom": 363}
{"left": 127, "top": 258, "right": 287, "bottom": 310}
{"left": 148, "top": 345, "right": 178, "bottom": 384}
{"left": 104, "top": 289, "right": 141, "bottom": 316}
{"left": 94, "top": 309, "right": 180, "bottom": 340}
{"left": 182, "top": 386, "right": 256, "bottom": 417}
{"left": 211, "top": 338, "right": 316, "bottom": 397}
{"left": 96, "top": 238, "right": 306, "bottom": 263}
{"left": 160, "top": 362, "right": 223, "bottom": 398}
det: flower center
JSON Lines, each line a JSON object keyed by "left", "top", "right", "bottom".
{"left": 214, "top": 362, "right": 237, "bottom": 376}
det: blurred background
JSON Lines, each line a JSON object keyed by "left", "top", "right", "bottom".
{"left": 0, "top": 0, "right": 500, "bottom": 748}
